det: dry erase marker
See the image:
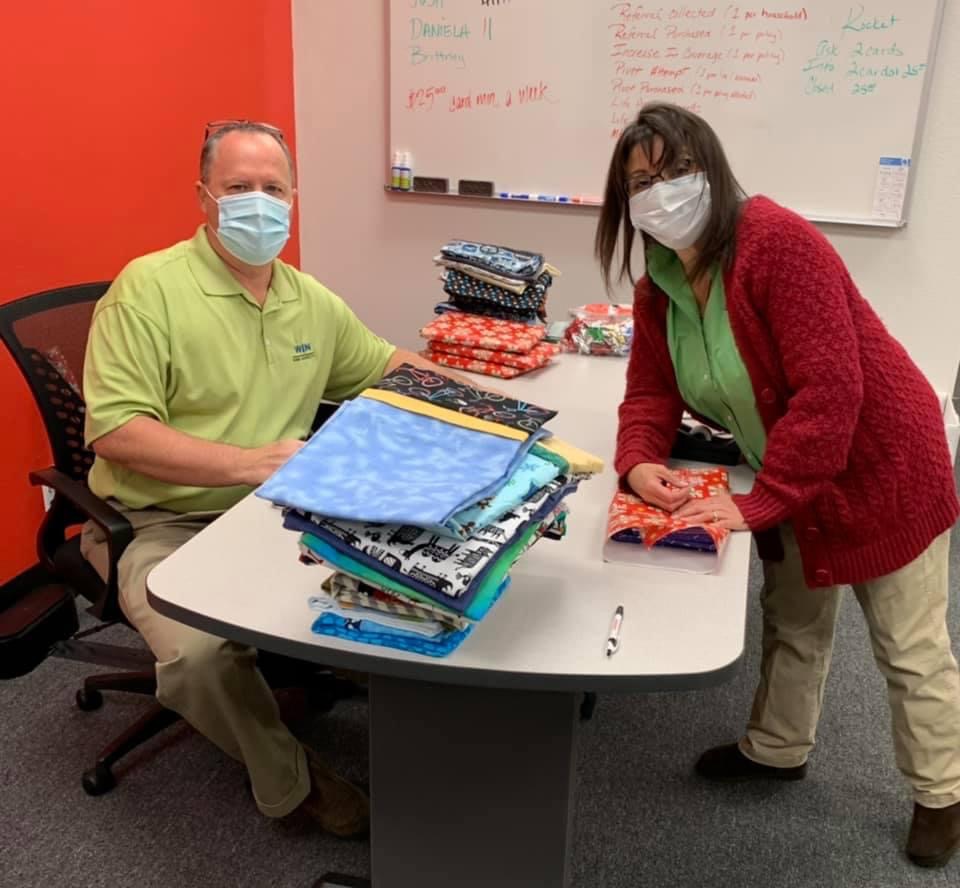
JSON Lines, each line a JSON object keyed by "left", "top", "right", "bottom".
{"left": 606, "top": 605, "right": 624, "bottom": 657}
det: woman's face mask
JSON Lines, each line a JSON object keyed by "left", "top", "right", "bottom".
{"left": 628, "top": 172, "right": 712, "bottom": 251}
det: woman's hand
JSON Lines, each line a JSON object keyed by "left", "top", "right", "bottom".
{"left": 626, "top": 463, "right": 693, "bottom": 512}
{"left": 674, "top": 493, "right": 748, "bottom": 531}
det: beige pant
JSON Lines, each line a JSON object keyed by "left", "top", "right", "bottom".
{"left": 740, "top": 524, "right": 960, "bottom": 808}
{"left": 80, "top": 506, "right": 310, "bottom": 818}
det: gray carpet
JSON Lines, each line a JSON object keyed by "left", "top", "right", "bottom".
{"left": 3, "top": 533, "right": 960, "bottom": 888}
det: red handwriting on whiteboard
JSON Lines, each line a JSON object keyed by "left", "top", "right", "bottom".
{"left": 407, "top": 85, "right": 449, "bottom": 111}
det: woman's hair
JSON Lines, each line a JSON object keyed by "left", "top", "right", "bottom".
{"left": 594, "top": 103, "right": 747, "bottom": 289}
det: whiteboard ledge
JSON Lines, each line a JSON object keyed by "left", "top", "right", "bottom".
{"left": 384, "top": 187, "right": 908, "bottom": 228}
{"left": 800, "top": 214, "right": 906, "bottom": 229}
{"left": 383, "top": 185, "right": 601, "bottom": 208}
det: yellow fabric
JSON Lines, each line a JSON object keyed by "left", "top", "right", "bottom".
{"left": 358, "top": 388, "right": 528, "bottom": 441}
{"left": 83, "top": 225, "right": 395, "bottom": 512}
{"left": 538, "top": 436, "right": 604, "bottom": 475}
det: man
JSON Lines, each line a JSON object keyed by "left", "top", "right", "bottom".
{"left": 80, "top": 121, "right": 455, "bottom": 836}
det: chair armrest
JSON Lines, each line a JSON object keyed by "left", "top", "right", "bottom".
{"left": 28, "top": 468, "right": 133, "bottom": 604}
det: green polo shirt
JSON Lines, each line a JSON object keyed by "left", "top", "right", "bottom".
{"left": 646, "top": 244, "right": 766, "bottom": 470}
{"left": 83, "top": 225, "right": 395, "bottom": 512}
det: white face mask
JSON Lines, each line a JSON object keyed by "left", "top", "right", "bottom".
{"left": 628, "top": 172, "right": 711, "bottom": 250}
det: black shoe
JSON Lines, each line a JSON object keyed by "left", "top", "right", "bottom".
{"left": 695, "top": 742, "right": 807, "bottom": 782}
{"left": 907, "top": 801, "right": 960, "bottom": 868}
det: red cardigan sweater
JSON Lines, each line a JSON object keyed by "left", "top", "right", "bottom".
{"left": 615, "top": 196, "right": 959, "bottom": 587}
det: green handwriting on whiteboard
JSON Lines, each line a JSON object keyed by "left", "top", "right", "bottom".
{"left": 841, "top": 6, "right": 899, "bottom": 35}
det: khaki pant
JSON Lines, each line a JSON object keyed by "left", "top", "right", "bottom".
{"left": 740, "top": 524, "right": 960, "bottom": 807}
{"left": 80, "top": 506, "right": 310, "bottom": 818}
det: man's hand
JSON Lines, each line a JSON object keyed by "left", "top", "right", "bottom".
{"left": 236, "top": 439, "right": 304, "bottom": 486}
{"left": 673, "top": 493, "right": 748, "bottom": 531}
{"left": 626, "top": 463, "right": 692, "bottom": 512}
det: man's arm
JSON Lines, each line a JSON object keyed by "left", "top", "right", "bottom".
{"left": 92, "top": 417, "right": 302, "bottom": 489}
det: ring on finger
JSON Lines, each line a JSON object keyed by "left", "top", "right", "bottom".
{"left": 712, "top": 510, "right": 719, "bottom": 523}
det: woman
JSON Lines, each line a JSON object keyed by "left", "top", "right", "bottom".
{"left": 597, "top": 102, "right": 960, "bottom": 867}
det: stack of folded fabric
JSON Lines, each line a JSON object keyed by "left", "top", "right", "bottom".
{"left": 420, "top": 313, "right": 560, "bottom": 379}
{"left": 422, "top": 239, "right": 563, "bottom": 378}
{"left": 257, "top": 363, "right": 604, "bottom": 656}
{"left": 602, "top": 468, "right": 732, "bottom": 573}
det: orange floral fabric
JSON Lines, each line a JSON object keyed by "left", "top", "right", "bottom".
{"left": 420, "top": 313, "right": 545, "bottom": 354}
{"left": 607, "top": 467, "right": 732, "bottom": 549}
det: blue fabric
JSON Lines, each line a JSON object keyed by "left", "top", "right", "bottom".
{"left": 257, "top": 397, "right": 544, "bottom": 532}
{"left": 310, "top": 612, "right": 474, "bottom": 657}
{"left": 447, "top": 452, "right": 560, "bottom": 537}
{"left": 287, "top": 478, "right": 577, "bottom": 616}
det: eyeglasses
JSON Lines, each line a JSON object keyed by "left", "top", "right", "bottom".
{"left": 204, "top": 119, "right": 285, "bottom": 142}
{"left": 625, "top": 157, "right": 696, "bottom": 197}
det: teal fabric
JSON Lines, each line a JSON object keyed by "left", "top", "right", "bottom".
{"left": 300, "top": 519, "right": 543, "bottom": 622}
{"left": 447, "top": 451, "right": 560, "bottom": 536}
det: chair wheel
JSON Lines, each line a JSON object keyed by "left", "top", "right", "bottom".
{"left": 76, "top": 688, "right": 103, "bottom": 711}
{"left": 82, "top": 763, "right": 116, "bottom": 796}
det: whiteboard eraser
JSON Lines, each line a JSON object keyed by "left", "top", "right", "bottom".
{"left": 458, "top": 179, "right": 495, "bottom": 197}
{"left": 413, "top": 176, "right": 450, "bottom": 193}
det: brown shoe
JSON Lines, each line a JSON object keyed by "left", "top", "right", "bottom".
{"left": 695, "top": 742, "right": 807, "bottom": 782}
{"left": 907, "top": 800, "right": 960, "bottom": 867}
{"left": 300, "top": 747, "right": 370, "bottom": 838}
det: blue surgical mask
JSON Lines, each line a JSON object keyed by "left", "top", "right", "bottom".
{"left": 207, "top": 188, "right": 291, "bottom": 266}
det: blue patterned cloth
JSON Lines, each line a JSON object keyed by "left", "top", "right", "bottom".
{"left": 311, "top": 611, "right": 475, "bottom": 657}
{"left": 309, "top": 577, "right": 509, "bottom": 657}
{"left": 447, "top": 452, "right": 560, "bottom": 537}
{"left": 257, "top": 397, "right": 544, "bottom": 532}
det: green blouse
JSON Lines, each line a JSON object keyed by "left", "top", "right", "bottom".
{"left": 646, "top": 244, "right": 767, "bottom": 471}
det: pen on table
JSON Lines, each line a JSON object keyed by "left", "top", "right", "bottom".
{"left": 605, "top": 605, "right": 624, "bottom": 657}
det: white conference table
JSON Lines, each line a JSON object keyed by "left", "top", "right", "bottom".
{"left": 147, "top": 354, "right": 754, "bottom": 888}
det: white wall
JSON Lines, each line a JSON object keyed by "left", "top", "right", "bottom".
{"left": 292, "top": 0, "right": 960, "bottom": 394}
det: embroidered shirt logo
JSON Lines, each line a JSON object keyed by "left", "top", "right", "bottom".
{"left": 293, "top": 342, "right": 315, "bottom": 362}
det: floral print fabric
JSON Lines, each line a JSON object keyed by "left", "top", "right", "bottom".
{"left": 606, "top": 467, "right": 732, "bottom": 552}
{"left": 420, "top": 313, "right": 546, "bottom": 354}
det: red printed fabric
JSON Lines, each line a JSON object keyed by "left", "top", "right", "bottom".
{"left": 420, "top": 313, "right": 545, "bottom": 354}
{"left": 422, "top": 349, "right": 539, "bottom": 379}
{"left": 428, "top": 340, "right": 560, "bottom": 370}
{"left": 606, "top": 468, "right": 732, "bottom": 550}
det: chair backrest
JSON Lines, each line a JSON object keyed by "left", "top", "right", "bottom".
{"left": 0, "top": 283, "right": 110, "bottom": 482}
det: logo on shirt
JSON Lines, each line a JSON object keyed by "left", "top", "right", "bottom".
{"left": 292, "top": 342, "right": 315, "bottom": 362}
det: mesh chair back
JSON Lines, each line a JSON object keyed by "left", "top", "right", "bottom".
{"left": 0, "top": 283, "right": 110, "bottom": 481}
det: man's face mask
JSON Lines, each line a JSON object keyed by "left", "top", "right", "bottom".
{"left": 206, "top": 188, "right": 291, "bottom": 266}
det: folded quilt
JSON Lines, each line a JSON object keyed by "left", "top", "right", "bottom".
{"left": 257, "top": 396, "right": 543, "bottom": 530}
{"left": 444, "top": 269, "right": 551, "bottom": 315}
{"left": 420, "top": 313, "right": 546, "bottom": 354}
{"left": 606, "top": 468, "right": 731, "bottom": 552}
{"left": 321, "top": 572, "right": 470, "bottom": 631}
{"left": 299, "top": 518, "right": 542, "bottom": 619}
{"left": 447, "top": 297, "right": 542, "bottom": 324}
{"left": 286, "top": 474, "right": 573, "bottom": 601}
{"left": 435, "top": 256, "right": 561, "bottom": 293}
{"left": 427, "top": 340, "right": 561, "bottom": 371}
{"left": 440, "top": 240, "right": 544, "bottom": 281}
{"left": 422, "top": 348, "right": 546, "bottom": 379}
{"left": 371, "top": 362, "right": 557, "bottom": 433}
{"left": 310, "top": 610, "right": 477, "bottom": 658}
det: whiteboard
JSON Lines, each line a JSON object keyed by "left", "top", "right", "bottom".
{"left": 389, "top": 0, "right": 945, "bottom": 226}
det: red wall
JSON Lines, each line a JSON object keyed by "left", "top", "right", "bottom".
{"left": 0, "top": 1, "right": 299, "bottom": 583}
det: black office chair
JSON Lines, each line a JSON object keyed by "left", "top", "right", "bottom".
{"left": 0, "top": 283, "right": 360, "bottom": 796}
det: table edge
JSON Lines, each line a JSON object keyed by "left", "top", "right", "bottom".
{"left": 147, "top": 587, "right": 744, "bottom": 693}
